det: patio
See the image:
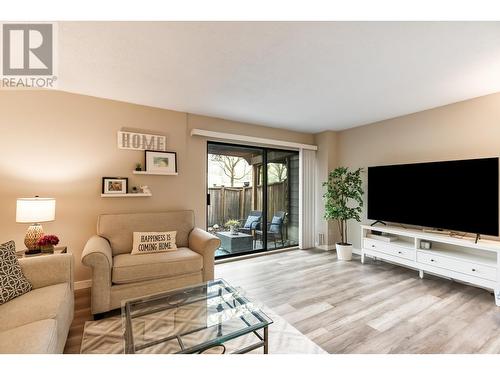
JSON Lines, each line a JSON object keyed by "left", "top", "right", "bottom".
{"left": 207, "top": 143, "right": 299, "bottom": 257}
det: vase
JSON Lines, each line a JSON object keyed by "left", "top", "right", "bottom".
{"left": 41, "top": 245, "right": 55, "bottom": 254}
{"left": 230, "top": 226, "right": 238, "bottom": 235}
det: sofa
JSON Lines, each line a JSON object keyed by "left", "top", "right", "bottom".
{"left": 0, "top": 253, "right": 74, "bottom": 354}
{"left": 81, "top": 210, "right": 220, "bottom": 316}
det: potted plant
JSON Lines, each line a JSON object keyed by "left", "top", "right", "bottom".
{"left": 135, "top": 163, "right": 142, "bottom": 172}
{"left": 323, "top": 167, "right": 364, "bottom": 261}
{"left": 225, "top": 219, "right": 240, "bottom": 235}
{"left": 37, "top": 234, "right": 60, "bottom": 254}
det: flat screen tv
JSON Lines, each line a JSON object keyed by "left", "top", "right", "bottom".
{"left": 368, "top": 157, "right": 499, "bottom": 236}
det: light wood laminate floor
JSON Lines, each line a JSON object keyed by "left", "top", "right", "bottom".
{"left": 65, "top": 249, "right": 500, "bottom": 354}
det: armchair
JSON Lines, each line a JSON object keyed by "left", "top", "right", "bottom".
{"left": 255, "top": 211, "right": 287, "bottom": 248}
{"left": 82, "top": 210, "right": 220, "bottom": 317}
{"left": 238, "top": 210, "right": 262, "bottom": 234}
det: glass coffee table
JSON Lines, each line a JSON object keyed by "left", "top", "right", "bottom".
{"left": 121, "top": 279, "right": 273, "bottom": 354}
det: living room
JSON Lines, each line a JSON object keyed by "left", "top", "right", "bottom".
{"left": 2, "top": 1, "right": 500, "bottom": 373}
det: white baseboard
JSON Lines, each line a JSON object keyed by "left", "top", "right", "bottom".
{"left": 75, "top": 279, "right": 92, "bottom": 290}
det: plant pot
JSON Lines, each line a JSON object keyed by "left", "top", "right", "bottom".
{"left": 40, "top": 245, "right": 55, "bottom": 254}
{"left": 335, "top": 243, "right": 353, "bottom": 261}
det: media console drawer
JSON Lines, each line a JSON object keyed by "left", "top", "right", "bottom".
{"left": 417, "top": 251, "right": 497, "bottom": 282}
{"left": 363, "top": 238, "right": 414, "bottom": 261}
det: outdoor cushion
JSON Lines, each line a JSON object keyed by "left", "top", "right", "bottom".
{"left": 244, "top": 215, "right": 261, "bottom": 229}
{"left": 112, "top": 247, "right": 203, "bottom": 284}
{"left": 270, "top": 216, "right": 283, "bottom": 233}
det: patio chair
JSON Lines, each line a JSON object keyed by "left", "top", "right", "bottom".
{"left": 256, "top": 211, "right": 287, "bottom": 249}
{"left": 238, "top": 211, "right": 262, "bottom": 236}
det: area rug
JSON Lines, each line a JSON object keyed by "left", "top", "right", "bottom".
{"left": 80, "top": 306, "right": 325, "bottom": 354}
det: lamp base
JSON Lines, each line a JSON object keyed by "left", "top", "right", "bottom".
{"left": 24, "top": 223, "right": 44, "bottom": 251}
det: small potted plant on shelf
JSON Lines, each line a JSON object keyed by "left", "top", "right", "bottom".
{"left": 135, "top": 163, "right": 142, "bottom": 172}
{"left": 225, "top": 219, "right": 240, "bottom": 235}
{"left": 37, "top": 234, "right": 60, "bottom": 254}
{"left": 323, "top": 167, "right": 364, "bottom": 261}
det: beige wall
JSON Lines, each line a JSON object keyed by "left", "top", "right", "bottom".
{"left": 0, "top": 90, "right": 313, "bottom": 282}
{"left": 314, "top": 131, "right": 339, "bottom": 248}
{"left": 337, "top": 92, "right": 500, "bottom": 249}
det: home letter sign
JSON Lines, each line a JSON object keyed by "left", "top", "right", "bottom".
{"left": 117, "top": 131, "right": 167, "bottom": 151}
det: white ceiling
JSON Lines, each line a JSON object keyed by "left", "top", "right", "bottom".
{"left": 58, "top": 22, "right": 500, "bottom": 132}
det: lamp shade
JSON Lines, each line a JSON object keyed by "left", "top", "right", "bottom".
{"left": 16, "top": 198, "right": 56, "bottom": 223}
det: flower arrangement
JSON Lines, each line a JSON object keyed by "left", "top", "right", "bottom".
{"left": 225, "top": 219, "right": 240, "bottom": 235}
{"left": 225, "top": 219, "right": 240, "bottom": 228}
{"left": 37, "top": 234, "right": 59, "bottom": 247}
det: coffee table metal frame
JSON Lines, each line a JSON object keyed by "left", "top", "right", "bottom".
{"left": 122, "top": 279, "right": 272, "bottom": 354}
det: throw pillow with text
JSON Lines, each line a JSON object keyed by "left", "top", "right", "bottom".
{"left": 131, "top": 231, "right": 177, "bottom": 255}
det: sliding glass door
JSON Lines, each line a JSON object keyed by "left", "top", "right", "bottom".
{"left": 207, "top": 142, "right": 299, "bottom": 259}
{"left": 265, "top": 149, "right": 299, "bottom": 249}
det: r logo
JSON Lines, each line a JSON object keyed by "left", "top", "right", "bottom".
{"left": 2, "top": 23, "right": 53, "bottom": 76}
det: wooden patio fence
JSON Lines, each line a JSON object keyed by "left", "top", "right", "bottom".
{"left": 207, "top": 182, "right": 287, "bottom": 227}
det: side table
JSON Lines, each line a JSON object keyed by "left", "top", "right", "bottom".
{"left": 16, "top": 246, "right": 68, "bottom": 258}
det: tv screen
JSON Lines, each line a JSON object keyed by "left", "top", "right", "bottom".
{"left": 368, "top": 157, "right": 499, "bottom": 236}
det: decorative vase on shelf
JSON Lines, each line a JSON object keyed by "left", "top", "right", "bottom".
{"left": 230, "top": 226, "right": 238, "bottom": 235}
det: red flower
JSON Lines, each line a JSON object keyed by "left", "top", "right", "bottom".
{"left": 37, "top": 234, "right": 59, "bottom": 246}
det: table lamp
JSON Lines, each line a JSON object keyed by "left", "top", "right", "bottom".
{"left": 16, "top": 197, "right": 56, "bottom": 254}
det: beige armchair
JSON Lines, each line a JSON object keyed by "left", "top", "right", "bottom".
{"left": 82, "top": 210, "right": 220, "bottom": 317}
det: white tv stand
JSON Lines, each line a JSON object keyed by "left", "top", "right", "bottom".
{"left": 361, "top": 225, "right": 500, "bottom": 306}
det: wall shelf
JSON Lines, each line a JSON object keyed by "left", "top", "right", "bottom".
{"left": 101, "top": 193, "right": 152, "bottom": 198}
{"left": 132, "top": 171, "right": 178, "bottom": 176}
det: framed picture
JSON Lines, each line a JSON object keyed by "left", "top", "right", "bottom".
{"left": 145, "top": 150, "right": 177, "bottom": 174}
{"left": 102, "top": 177, "right": 128, "bottom": 194}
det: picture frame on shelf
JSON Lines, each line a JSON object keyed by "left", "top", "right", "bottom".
{"left": 102, "top": 177, "right": 128, "bottom": 194}
{"left": 145, "top": 150, "right": 177, "bottom": 174}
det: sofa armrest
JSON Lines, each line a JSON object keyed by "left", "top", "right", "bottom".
{"left": 188, "top": 228, "right": 220, "bottom": 281}
{"left": 82, "top": 235, "right": 113, "bottom": 270}
{"left": 81, "top": 235, "right": 113, "bottom": 314}
{"left": 19, "top": 253, "right": 74, "bottom": 291}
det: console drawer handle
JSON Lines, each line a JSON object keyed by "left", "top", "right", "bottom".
{"left": 430, "top": 259, "right": 435, "bottom": 262}
{"left": 398, "top": 251, "right": 402, "bottom": 254}
{"left": 472, "top": 268, "right": 476, "bottom": 272}
{"left": 371, "top": 245, "right": 375, "bottom": 248}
